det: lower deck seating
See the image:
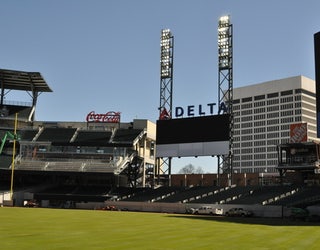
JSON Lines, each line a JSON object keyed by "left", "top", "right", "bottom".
{"left": 0, "top": 155, "right": 12, "bottom": 169}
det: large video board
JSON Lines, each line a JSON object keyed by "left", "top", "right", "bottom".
{"left": 156, "top": 114, "right": 230, "bottom": 157}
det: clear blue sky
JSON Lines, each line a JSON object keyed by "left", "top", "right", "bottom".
{"left": 1, "top": 0, "right": 319, "bottom": 173}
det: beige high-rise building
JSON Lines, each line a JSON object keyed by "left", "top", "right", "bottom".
{"left": 233, "top": 75, "right": 317, "bottom": 173}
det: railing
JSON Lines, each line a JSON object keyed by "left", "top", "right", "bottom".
{"left": 114, "top": 152, "right": 137, "bottom": 175}
{"left": 82, "top": 162, "right": 116, "bottom": 173}
{"left": 14, "top": 157, "right": 116, "bottom": 173}
{"left": 14, "top": 160, "right": 47, "bottom": 171}
{"left": 15, "top": 149, "right": 137, "bottom": 173}
{"left": 3, "top": 100, "right": 32, "bottom": 107}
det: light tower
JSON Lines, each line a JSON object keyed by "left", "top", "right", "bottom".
{"left": 314, "top": 32, "right": 320, "bottom": 138}
{"left": 156, "top": 29, "right": 174, "bottom": 186}
{"left": 217, "top": 15, "right": 234, "bottom": 185}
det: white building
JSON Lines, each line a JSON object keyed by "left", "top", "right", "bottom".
{"left": 233, "top": 75, "right": 317, "bottom": 173}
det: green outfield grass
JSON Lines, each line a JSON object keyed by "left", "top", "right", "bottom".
{"left": 0, "top": 207, "right": 319, "bottom": 250}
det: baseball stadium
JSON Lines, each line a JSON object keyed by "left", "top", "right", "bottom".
{"left": 1, "top": 21, "right": 320, "bottom": 221}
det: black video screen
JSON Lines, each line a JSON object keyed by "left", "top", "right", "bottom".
{"left": 156, "top": 114, "right": 230, "bottom": 145}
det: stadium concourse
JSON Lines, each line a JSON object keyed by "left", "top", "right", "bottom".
{"left": 1, "top": 68, "right": 320, "bottom": 213}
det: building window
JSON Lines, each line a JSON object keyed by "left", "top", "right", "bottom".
{"left": 254, "top": 140, "right": 266, "bottom": 146}
{"left": 267, "top": 106, "right": 279, "bottom": 112}
{"left": 241, "top": 110, "right": 252, "bottom": 115}
{"left": 241, "top": 148, "right": 252, "bottom": 154}
{"left": 241, "top": 116, "right": 253, "bottom": 122}
{"left": 281, "top": 110, "right": 294, "bottom": 116}
{"left": 241, "top": 142, "right": 253, "bottom": 147}
{"left": 254, "top": 147, "right": 265, "bottom": 153}
{"left": 281, "top": 90, "right": 293, "bottom": 96}
{"left": 280, "top": 117, "right": 294, "bottom": 123}
{"left": 267, "top": 126, "right": 279, "bottom": 132}
{"left": 280, "top": 96, "right": 294, "bottom": 103}
{"left": 281, "top": 103, "right": 294, "bottom": 110}
{"left": 254, "top": 134, "right": 266, "bottom": 140}
{"left": 254, "top": 154, "right": 266, "bottom": 159}
{"left": 267, "top": 139, "right": 279, "bottom": 145}
{"left": 295, "top": 95, "right": 301, "bottom": 101}
{"left": 267, "top": 99, "right": 279, "bottom": 105}
{"left": 241, "top": 135, "right": 253, "bottom": 141}
{"left": 254, "top": 95, "right": 265, "bottom": 100}
{"left": 267, "top": 133, "right": 279, "bottom": 139}
{"left": 234, "top": 105, "right": 240, "bottom": 111}
{"left": 241, "top": 103, "right": 252, "bottom": 109}
{"left": 234, "top": 99, "right": 240, "bottom": 104}
{"left": 241, "top": 155, "right": 253, "bottom": 160}
{"left": 254, "top": 161, "right": 266, "bottom": 167}
{"left": 267, "top": 112, "right": 279, "bottom": 118}
{"left": 254, "top": 101, "right": 265, "bottom": 107}
{"left": 280, "top": 124, "right": 289, "bottom": 130}
{"left": 254, "top": 107, "right": 265, "bottom": 113}
{"left": 254, "top": 121, "right": 265, "bottom": 127}
{"left": 242, "top": 161, "right": 253, "bottom": 167}
{"left": 242, "top": 97, "right": 252, "bottom": 103}
{"left": 267, "top": 92, "right": 279, "bottom": 98}
{"left": 241, "top": 122, "right": 252, "bottom": 128}
{"left": 295, "top": 117, "right": 302, "bottom": 122}
{"left": 254, "top": 127, "right": 266, "bottom": 133}
{"left": 254, "top": 114, "right": 266, "bottom": 120}
{"left": 267, "top": 146, "right": 276, "bottom": 152}
{"left": 267, "top": 119, "right": 279, "bottom": 125}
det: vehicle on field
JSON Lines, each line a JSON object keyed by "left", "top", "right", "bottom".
{"left": 185, "top": 207, "right": 196, "bottom": 214}
{"left": 24, "top": 200, "right": 39, "bottom": 208}
{"left": 215, "top": 208, "right": 224, "bottom": 215}
{"left": 192, "top": 206, "right": 215, "bottom": 215}
{"left": 101, "top": 205, "right": 118, "bottom": 211}
{"left": 225, "top": 207, "right": 253, "bottom": 217}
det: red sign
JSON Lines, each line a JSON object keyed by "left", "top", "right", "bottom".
{"left": 86, "top": 111, "right": 121, "bottom": 123}
{"left": 290, "top": 123, "right": 308, "bottom": 143}
{"left": 159, "top": 108, "right": 170, "bottom": 120}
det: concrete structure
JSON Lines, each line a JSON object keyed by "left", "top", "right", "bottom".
{"left": 233, "top": 75, "right": 317, "bottom": 174}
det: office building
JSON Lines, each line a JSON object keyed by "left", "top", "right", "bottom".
{"left": 233, "top": 75, "right": 317, "bottom": 173}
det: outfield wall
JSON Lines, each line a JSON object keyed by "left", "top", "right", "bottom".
{"left": 76, "top": 201, "right": 287, "bottom": 218}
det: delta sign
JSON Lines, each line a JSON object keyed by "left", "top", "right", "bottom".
{"left": 159, "top": 102, "right": 227, "bottom": 120}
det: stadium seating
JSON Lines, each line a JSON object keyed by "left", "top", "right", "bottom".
{"left": 189, "top": 186, "right": 254, "bottom": 204}
{"left": 37, "top": 127, "right": 77, "bottom": 143}
{"left": 226, "top": 185, "right": 299, "bottom": 205}
{"left": 112, "top": 129, "right": 144, "bottom": 143}
{"left": 157, "top": 186, "right": 219, "bottom": 203}
{"left": 73, "top": 130, "right": 112, "bottom": 145}
{"left": 269, "top": 186, "right": 320, "bottom": 207}
{"left": 0, "top": 155, "right": 12, "bottom": 169}
{"left": 118, "top": 186, "right": 179, "bottom": 202}
{"left": 19, "top": 129, "right": 38, "bottom": 141}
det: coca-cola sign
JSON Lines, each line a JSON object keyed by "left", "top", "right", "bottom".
{"left": 86, "top": 111, "right": 121, "bottom": 123}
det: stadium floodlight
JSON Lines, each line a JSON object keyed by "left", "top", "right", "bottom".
{"left": 218, "top": 15, "right": 231, "bottom": 70}
{"left": 158, "top": 29, "right": 174, "bottom": 186}
{"left": 217, "top": 15, "right": 233, "bottom": 185}
{"left": 160, "top": 29, "right": 173, "bottom": 79}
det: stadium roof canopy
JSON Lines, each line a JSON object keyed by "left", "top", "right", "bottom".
{"left": 0, "top": 68, "right": 52, "bottom": 92}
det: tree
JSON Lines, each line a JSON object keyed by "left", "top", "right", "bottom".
{"left": 178, "top": 164, "right": 204, "bottom": 174}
